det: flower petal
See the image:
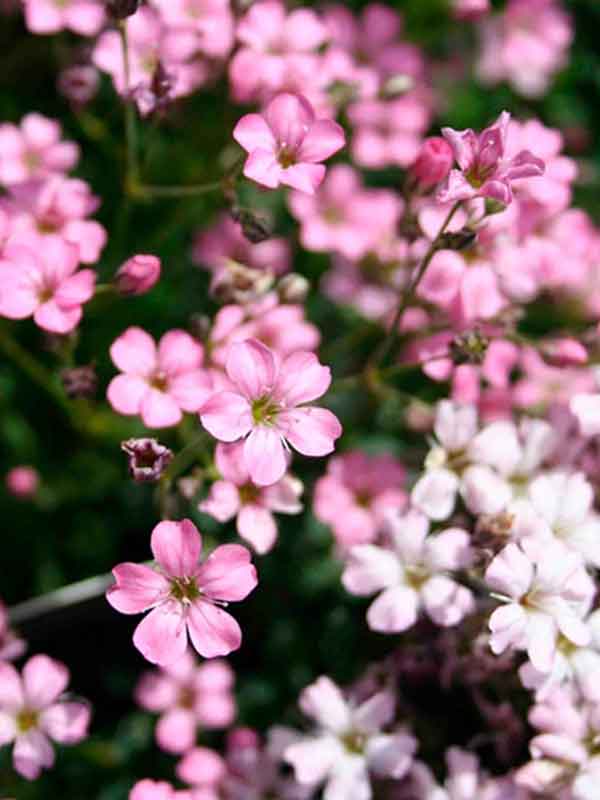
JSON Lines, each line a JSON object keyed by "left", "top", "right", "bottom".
{"left": 23, "top": 656, "right": 68, "bottom": 710}
{"left": 187, "top": 601, "right": 242, "bottom": 658}
{"left": 151, "top": 519, "right": 202, "bottom": 578}
{"left": 133, "top": 603, "right": 188, "bottom": 666}
{"left": 279, "top": 407, "right": 342, "bottom": 457}
{"left": 226, "top": 338, "right": 277, "bottom": 401}
{"left": 196, "top": 544, "right": 258, "bottom": 601}
{"left": 200, "top": 391, "right": 253, "bottom": 442}
{"left": 243, "top": 426, "right": 287, "bottom": 486}
{"left": 107, "top": 563, "right": 170, "bottom": 614}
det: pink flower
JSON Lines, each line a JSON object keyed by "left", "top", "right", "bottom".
{"left": 176, "top": 746, "right": 226, "bottom": 796}
{"left": 284, "top": 677, "right": 417, "bottom": 799}
{"left": 313, "top": 450, "right": 407, "bottom": 548}
{"left": 199, "top": 441, "right": 303, "bottom": 554}
{"left": 106, "top": 519, "right": 258, "bottom": 665}
{"left": 0, "top": 237, "right": 96, "bottom": 333}
{"left": 0, "top": 654, "right": 90, "bottom": 780}
{"left": 485, "top": 541, "right": 594, "bottom": 672}
{"left": 5, "top": 466, "right": 39, "bottom": 499}
{"left": 107, "top": 327, "right": 212, "bottom": 428}
{"left": 0, "top": 113, "right": 79, "bottom": 186}
{"left": 411, "top": 136, "right": 454, "bottom": 189}
{"left": 452, "top": 0, "right": 490, "bottom": 21}
{"left": 233, "top": 93, "right": 345, "bottom": 195}
{"left": 200, "top": 338, "right": 342, "bottom": 486}
{"left": 438, "top": 111, "right": 545, "bottom": 206}
{"left": 136, "top": 652, "right": 235, "bottom": 754}
{"left": 22, "top": 0, "right": 106, "bottom": 36}
{"left": 130, "top": 780, "right": 175, "bottom": 800}
{"left": 342, "top": 510, "right": 474, "bottom": 633}
{"left": 115, "top": 254, "right": 161, "bottom": 296}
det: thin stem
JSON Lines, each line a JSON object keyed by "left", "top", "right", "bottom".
{"left": 118, "top": 20, "right": 140, "bottom": 188}
{"left": 8, "top": 572, "right": 114, "bottom": 626}
{"left": 158, "top": 430, "right": 212, "bottom": 518}
{"left": 129, "top": 181, "right": 224, "bottom": 200}
{"left": 367, "top": 201, "right": 462, "bottom": 371}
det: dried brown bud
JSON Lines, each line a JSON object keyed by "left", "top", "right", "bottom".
{"left": 230, "top": 207, "right": 272, "bottom": 244}
{"left": 60, "top": 364, "right": 98, "bottom": 399}
{"left": 277, "top": 273, "right": 310, "bottom": 304}
{"left": 210, "top": 260, "right": 273, "bottom": 304}
{"left": 121, "top": 438, "right": 173, "bottom": 482}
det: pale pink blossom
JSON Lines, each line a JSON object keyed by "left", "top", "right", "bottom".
{"left": 200, "top": 338, "right": 342, "bottom": 486}
{"left": 152, "top": 0, "right": 235, "bottom": 60}
{"left": 22, "top": 0, "right": 106, "bottom": 36}
{"left": 342, "top": 510, "right": 474, "bottom": 633}
{"left": 313, "top": 450, "right": 407, "bottom": 548}
{"left": 0, "top": 654, "right": 90, "bottom": 780}
{"left": 176, "top": 746, "right": 226, "bottom": 797}
{"left": 136, "top": 652, "right": 235, "bottom": 754}
{"left": 107, "top": 519, "right": 258, "bottom": 665}
{"left": 0, "top": 237, "right": 95, "bottom": 333}
{"left": 5, "top": 465, "right": 39, "bottom": 499}
{"left": 233, "top": 93, "right": 345, "bottom": 195}
{"left": 199, "top": 441, "right": 303, "bottom": 554}
{"left": 0, "top": 113, "right": 78, "bottom": 186}
{"left": 107, "top": 327, "right": 212, "bottom": 429}
{"left": 285, "top": 677, "right": 417, "bottom": 800}
{"left": 485, "top": 541, "right": 594, "bottom": 673}
{"left": 438, "top": 111, "right": 544, "bottom": 206}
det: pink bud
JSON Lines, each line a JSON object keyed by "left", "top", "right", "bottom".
{"left": 451, "top": 0, "right": 490, "bottom": 21}
{"left": 411, "top": 137, "right": 454, "bottom": 189}
{"left": 5, "top": 466, "right": 39, "bottom": 499}
{"left": 541, "top": 338, "right": 588, "bottom": 367}
{"left": 115, "top": 254, "right": 161, "bottom": 296}
{"left": 227, "top": 727, "right": 260, "bottom": 752}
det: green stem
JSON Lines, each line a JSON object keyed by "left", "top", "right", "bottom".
{"left": 118, "top": 20, "right": 140, "bottom": 189}
{"left": 158, "top": 430, "right": 212, "bottom": 518}
{"left": 128, "top": 180, "right": 224, "bottom": 200}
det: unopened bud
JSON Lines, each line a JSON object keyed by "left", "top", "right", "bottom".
{"left": 189, "top": 313, "right": 212, "bottom": 342}
{"left": 411, "top": 137, "right": 454, "bottom": 190}
{"left": 106, "top": 0, "right": 140, "bottom": 19}
{"left": 210, "top": 260, "right": 273, "bottom": 304}
{"left": 451, "top": 0, "right": 490, "bottom": 21}
{"left": 60, "top": 364, "right": 98, "bottom": 399}
{"left": 450, "top": 330, "right": 489, "bottom": 365}
{"left": 57, "top": 65, "right": 100, "bottom": 107}
{"left": 115, "top": 254, "right": 161, "bottom": 296}
{"left": 438, "top": 229, "right": 477, "bottom": 251}
{"left": 121, "top": 438, "right": 173, "bottom": 483}
{"left": 541, "top": 338, "right": 588, "bottom": 367}
{"left": 484, "top": 197, "right": 507, "bottom": 216}
{"left": 277, "top": 273, "right": 310, "bottom": 304}
{"left": 230, "top": 207, "right": 272, "bottom": 244}
{"left": 381, "top": 74, "right": 415, "bottom": 98}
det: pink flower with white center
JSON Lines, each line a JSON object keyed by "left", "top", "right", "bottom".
{"left": 107, "top": 327, "right": 212, "bottom": 429}
{"left": 22, "top": 0, "right": 106, "bottom": 36}
{"left": 0, "top": 654, "right": 90, "bottom": 780}
{"left": 342, "top": 510, "right": 474, "bottom": 634}
{"left": 233, "top": 93, "right": 345, "bottom": 195}
{"left": 107, "top": 519, "right": 258, "bottom": 665}
{"left": 485, "top": 541, "right": 594, "bottom": 673}
{"left": 313, "top": 450, "right": 407, "bottom": 549}
{"left": 0, "top": 113, "right": 78, "bottom": 186}
{"left": 199, "top": 441, "right": 303, "bottom": 554}
{"left": 284, "top": 677, "right": 417, "bottom": 800}
{"left": 437, "top": 111, "right": 545, "bottom": 207}
{"left": 0, "top": 237, "right": 95, "bottom": 333}
{"left": 200, "top": 338, "right": 342, "bottom": 487}
{"left": 135, "top": 652, "right": 235, "bottom": 754}
{"left": 4, "top": 175, "right": 106, "bottom": 264}
{"left": 0, "top": 601, "right": 26, "bottom": 662}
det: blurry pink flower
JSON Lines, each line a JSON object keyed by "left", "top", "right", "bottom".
{"left": 570, "top": 393, "right": 600, "bottom": 438}
{"left": 107, "top": 327, "right": 212, "bottom": 428}
{"left": 411, "top": 136, "right": 454, "bottom": 189}
{"left": 199, "top": 441, "right": 303, "bottom": 554}
{"left": 313, "top": 450, "right": 407, "bottom": 548}
{"left": 485, "top": 541, "right": 594, "bottom": 672}
{"left": 57, "top": 64, "right": 100, "bottom": 106}
{"left": 0, "top": 654, "right": 90, "bottom": 780}
{"left": 285, "top": 677, "right": 417, "bottom": 799}
{"left": 438, "top": 111, "right": 545, "bottom": 206}
{"left": 136, "top": 652, "right": 235, "bottom": 754}
{"left": 152, "top": 0, "right": 235, "bottom": 60}
{"left": 0, "top": 114, "right": 78, "bottom": 186}
{"left": 452, "top": 0, "right": 490, "bottom": 21}
{"left": 22, "top": 0, "right": 106, "bottom": 36}
{"left": 342, "top": 509, "right": 474, "bottom": 633}
{"left": 107, "top": 519, "right": 258, "bottom": 664}
{"left": 5, "top": 466, "right": 39, "bottom": 499}
{"left": 0, "top": 237, "right": 95, "bottom": 333}
{"left": 0, "top": 601, "right": 26, "bottom": 661}
{"left": 115, "top": 254, "right": 161, "bottom": 296}
{"left": 200, "top": 338, "right": 342, "bottom": 486}
{"left": 130, "top": 780, "right": 175, "bottom": 800}
{"left": 233, "top": 93, "right": 345, "bottom": 195}
{"left": 176, "top": 746, "right": 226, "bottom": 797}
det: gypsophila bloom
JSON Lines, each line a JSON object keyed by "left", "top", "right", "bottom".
{"left": 233, "top": 93, "right": 345, "bottom": 195}
{"left": 200, "top": 338, "right": 342, "bottom": 486}
{"left": 22, "top": 0, "right": 106, "bottom": 36}
{"left": 121, "top": 438, "right": 174, "bottom": 483}
{"left": 0, "top": 655, "right": 90, "bottom": 780}
{"left": 0, "top": 113, "right": 78, "bottom": 186}
{"left": 107, "top": 519, "right": 258, "bottom": 665}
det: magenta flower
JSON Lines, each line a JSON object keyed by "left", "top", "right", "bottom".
{"left": 107, "top": 519, "right": 258, "bottom": 665}
{"left": 107, "top": 327, "right": 212, "bottom": 428}
{"left": 200, "top": 338, "right": 342, "bottom": 486}
{"left": 438, "top": 111, "right": 545, "bottom": 206}
{"left": 0, "top": 237, "right": 96, "bottom": 333}
{"left": 233, "top": 93, "right": 345, "bottom": 195}
{"left": 0, "top": 654, "right": 90, "bottom": 780}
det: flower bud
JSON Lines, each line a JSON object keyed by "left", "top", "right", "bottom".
{"left": 57, "top": 65, "right": 100, "bottom": 107}
{"left": 451, "top": 0, "right": 490, "bottom": 21}
{"left": 5, "top": 466, "right": 39, "bottom": 499}
{"left": 115, "top": 254, "right": 161, "bottom": 296}
{"left": 277, "top": 273, "right": 310, "bottom": 304}
{"left": 121, "top": 438, "right": 173, "bottom": 483}
{"left": 411, "top": 137, "right": 453, "bottom": 189}
{"left": 438, "top": 229, "right": 477, "bottom": 251}
{"left": 381, "top": 74, "right": 414, "bottom": 99}
{"left": 484, "top": 197, "right": 507, "bottom": 216}
{"left": 189, "top": 313, "right": 212, "bottom": 342}
{"left": 106, "top": 0, "right": 140, "bottom": 19}
{"left": 60, "top": 364, "right": 98, "bottom": 399}
{"left": 210, "top": 260, "right": 273, "bottom": 305}
{"left": 230, "top": 207, "right": 272, "bottom": 244}
{"left": 541, "top": 338, "right": 588, "bottom": 367}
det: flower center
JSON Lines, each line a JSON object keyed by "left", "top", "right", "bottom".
{"left": 178, "top": 687, "right": 196, "bottom": 709}
{"left": 239, "top": 483, "right": 261, "bottom": 504}
{"left": 341, "top": 730, "right": 368, "bottom": 754}
{"left": 150, "top": 371, "right": 169, "bottom": 392}
{"left": 17, "top": 709, "right": 39, "bottom": 733}
{"left": 251, "top": 395, "right": 280, "bottom": 425}
{"left": 277, "top": 146, "right": 296, "bottom": 169}
{"left": 170, "top": 577, "right": 201, "bottom": 603}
